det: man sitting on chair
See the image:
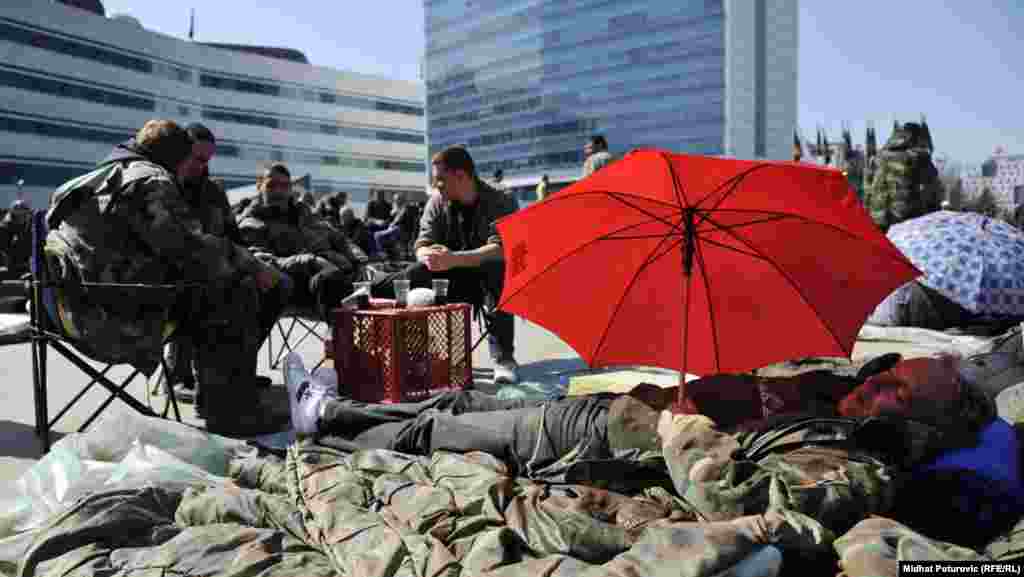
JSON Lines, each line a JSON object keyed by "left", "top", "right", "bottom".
{"left": 45, "top": 119, "right": 289, "bottom": 436}
{"left": 373, "top": 146, "right": 521, "bottom": 384}
{"left": 238, "top": 163, "right": 366, "bottom": 319}
{"left": 155, "top": 123, "right": 292, "bottom": 406}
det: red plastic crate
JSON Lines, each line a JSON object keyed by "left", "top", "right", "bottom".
{"left": 332, "top": 300, "right": 472, "bottom": 403}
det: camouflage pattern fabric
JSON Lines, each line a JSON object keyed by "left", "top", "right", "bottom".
{"left": 662, "top": 414, "right": 899, "bottom": 535}
{"left": 45, "top": 159, "right": 267, "bottom": 372}
{"left": 834, "top": 517, "right": 986, "bottom": 577}
{"left": 1, "top": 443, "right": 840, "bottom": 577}
{"left": 181, "top": 177, "right": 243, "bottom": 245}
{"left": 863, "top": 123, "right": 942, "bottom": 231}
{"left": 238, "top": 197, "right": 361, "bottom": 274}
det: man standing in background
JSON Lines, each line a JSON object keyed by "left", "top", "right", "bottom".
{"left": 582, "top": 135, "right": 613, "bottom": 178}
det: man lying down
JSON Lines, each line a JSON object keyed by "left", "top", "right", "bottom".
{"left": 284, "top": 352, "right": 1024, "bottom": 548}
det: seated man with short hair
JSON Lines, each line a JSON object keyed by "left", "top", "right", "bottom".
{"left": 373, "top": 146, "right": 521, "bottom": 383}
{"left": 238, "top": 163, "right": 365, "bottom": 319}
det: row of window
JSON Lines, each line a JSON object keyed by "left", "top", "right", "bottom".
{"left": 0, "top": 112, "right": 424, "bottom": 173}
{"left": 216, "top": 143, "right": 422, "bottom": 172}
{"left": 0, "top": 159, "right": 408, "bottom": 201}
{"left": 200, "top": 108, "right": 424, "bottom": 144}
{"left": 470, "top": 136, "right": 723, "bottom": 176}
{"left": 430, "top": 81, "right": 724, "bottom": 149}
{"left": 0, "top": 66, "right": 154, "bottom": 111}
{"left": 433, "top": 112, "right": 725, "bottom": 169}
{"left": 426, "top": 3, "right": 723, "bottom": 81}
{"left": 198, "top": 73, "right": 424, "bottom": 117}
{"left": 0, "top": 66, "right": 425, "bottom": 145}
{"left": 429, "top": 68, "right": 722, "bottom": 136}
{"left": 427, "top": 30, "right": 723, "bottom": 110}
{"left": 0, "top": 18, "right": 423, "bottom": 117}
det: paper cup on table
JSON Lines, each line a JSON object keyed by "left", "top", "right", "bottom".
{"left": 352, "top": 282, "right": 371, "bottom": 309}
{"left": 432, "top": 279, "right": 449, "bottom": 305}
{"left": 393, "top": 279, "right": 410, "bottom": 308}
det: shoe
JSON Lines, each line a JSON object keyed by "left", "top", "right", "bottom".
{"left": 284, "top": 352, "right": 338, "bottom": 436}
{"left": 170, "top": 382, "right": 197, "bottom": 404}
{"left": 493, "top": 358, "right": 520, "bottom": 385}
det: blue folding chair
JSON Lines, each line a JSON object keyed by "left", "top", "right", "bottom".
{"left": 27, "top": 210, "right": 198, "bottom": 453}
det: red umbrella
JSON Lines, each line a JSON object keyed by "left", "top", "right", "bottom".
{"left": 496, "top": 149, "right": 920, "bottom": 400}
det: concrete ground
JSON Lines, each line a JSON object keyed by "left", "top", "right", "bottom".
{"left": 2, "top": 312, "right": 1022, "bottom": 489}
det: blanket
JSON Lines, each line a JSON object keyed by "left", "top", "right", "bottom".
{"left": 0, "top": 411, "right": 835, "bottom": 577}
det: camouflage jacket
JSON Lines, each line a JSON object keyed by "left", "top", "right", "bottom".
{"left": 45, "top": 151, "right": 266, "bottom": 371}
{"left": 663, "top": 415, "right": 902, "bottom": 535}
{"left": 237, "top": 197, "right": 360, "bottom": 276}
{"left": 181, "top": 176, "right": 243, "bottom": 246}
{"left": 864, "top": 146, "right": 942, "bottom": 231}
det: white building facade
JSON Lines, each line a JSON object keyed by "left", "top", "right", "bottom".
{"left": 0, "top": 0, "right": 427, "bottom": 211}
{"left": 961, "top": 151, "right": 1024, "bottom": 210}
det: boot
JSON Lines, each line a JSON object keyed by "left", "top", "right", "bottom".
{"left": 202, "top": 384, "right": 291, "bottom": 437}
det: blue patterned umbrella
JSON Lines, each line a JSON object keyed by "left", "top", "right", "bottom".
{"left": 887, "top": 211, "right": 1024, "bottom": 317}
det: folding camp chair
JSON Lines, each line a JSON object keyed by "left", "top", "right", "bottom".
{"left": 265, "top": 307, "right": 331, "bottom": 372}
{"left": 264, "top": 261, "right": 416, "bottom": 371}
{"left": 27, "top": 210, "right": 199, "bottom": 453}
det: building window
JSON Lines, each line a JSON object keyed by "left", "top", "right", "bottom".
{"left": 0, "top": 20, "right": 153, "bottom": 74}
{"left": 198, "top": 72, "right": 424, "bottom": 117}
{"left": 0, "top": 67, "right": 155, "bottom": 111}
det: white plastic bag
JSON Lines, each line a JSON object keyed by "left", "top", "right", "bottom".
{"left": 0, "top": 408, "right": 251, "bottom": 537}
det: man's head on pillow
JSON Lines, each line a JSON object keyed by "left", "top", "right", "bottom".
{"left": 837, "top": 354, "right": 966, "bottom": 427}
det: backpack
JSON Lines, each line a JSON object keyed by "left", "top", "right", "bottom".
{"left": 46, "top": 161, "right": 127, "bottom": 230}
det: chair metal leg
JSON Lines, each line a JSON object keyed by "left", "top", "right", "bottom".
{"left": 31, "top": 336, "right": 50, "bottom": 453}
{"left": 157, "top": 355, "right": 182, "bottom": 422}
{"left": 49, "top": 364, "right": 114, "bottom": 429}
{"left": 78, "top": 368, "right": 143, "bottom": 432}
{"left": 49, "top": 340, "right": 157, "bottom": 418}
{"left": 270, "top": 317, "right": 302, "bottom": 370}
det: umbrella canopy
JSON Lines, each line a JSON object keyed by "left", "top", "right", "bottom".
{"left": 495, "top": 149, "right": 920, "bottom": 384}
{"left": 887, "top": 210, "right": 1024, "bottom": 317}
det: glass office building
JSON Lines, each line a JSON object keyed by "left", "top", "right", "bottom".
{"left": 424, "top": 0, "right": 798, "bottom": 195}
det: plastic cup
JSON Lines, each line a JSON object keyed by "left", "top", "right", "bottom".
{"left": 393, "top": 279, "right": 410, "bottom": 308}
{"left": 352, "top": 281, "right": 371, "bottom": 310}
{"left": 432, "top": 279, "right": 449, "bottom": 305}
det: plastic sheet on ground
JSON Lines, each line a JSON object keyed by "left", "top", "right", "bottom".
{"left": 0, "top": 408, "right": 250, "bottom": 537}
{"left": 0, "top": 313, "right": 29, "bottom": 345}
{"left": 856, "top": 324, "right": 994, "bottom": 356}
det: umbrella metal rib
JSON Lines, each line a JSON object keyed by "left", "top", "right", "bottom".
{"left": 696, "top": 211, "right": 851, "bottom": 359}
{"left": 588, "top": 218, "right": 688, "bottom": 370}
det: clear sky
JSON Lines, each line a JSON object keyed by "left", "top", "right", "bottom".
{"left": 100, "top": 0, "right": 1022, "bottom": 167}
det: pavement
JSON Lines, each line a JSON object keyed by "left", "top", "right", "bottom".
{"left": 3, "top": 310, "right": 1023, "bottom": 489}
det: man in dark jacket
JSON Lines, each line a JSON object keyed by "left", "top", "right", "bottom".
{"left": 0, "top": 199, "right": 31, "bottom": 280}
{"left": 238, "top": 163, "right": 364, "bottom": 319}
{"left": 364, "top": 189, "right": 394, "bottom": 233}
{"left": 373, "top": 146, "right": 520, "bottom": 383}
{"left": 48, "top": 119, "right": 288, "bottom": 435}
